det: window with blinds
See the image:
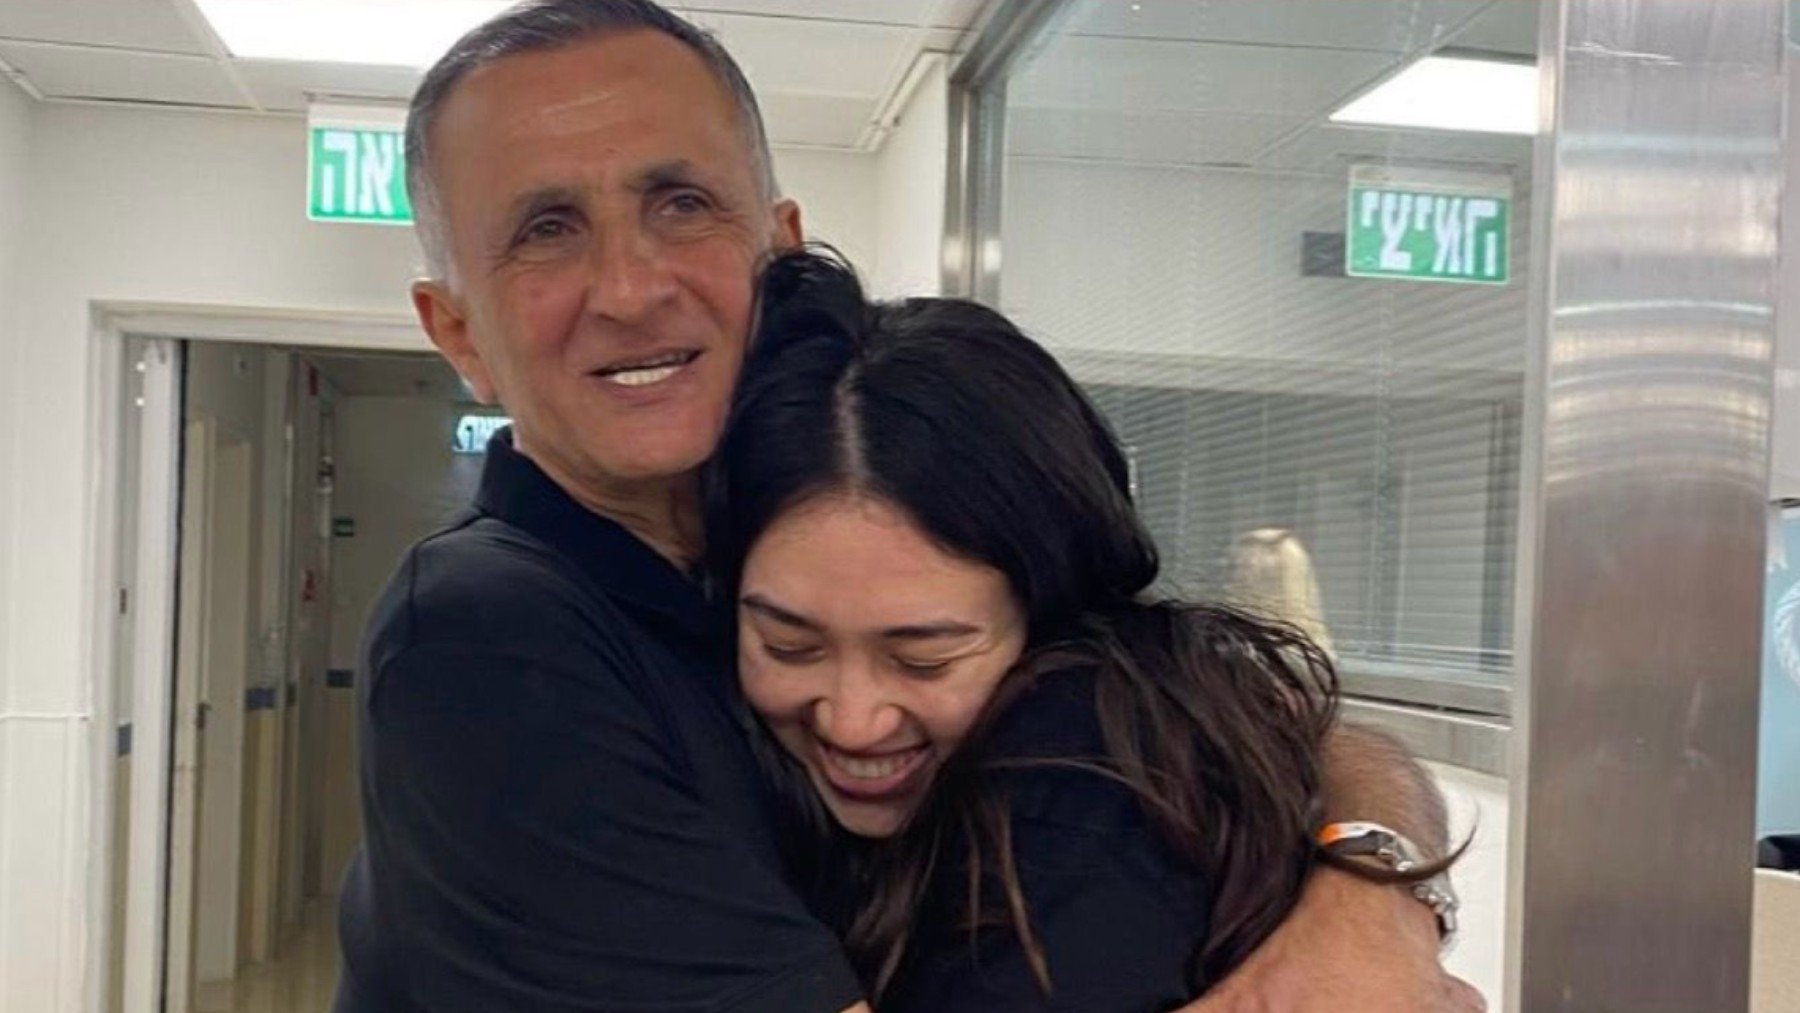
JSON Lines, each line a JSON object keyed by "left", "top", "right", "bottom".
{"left": 997, "top": 0, "right": 1537, "bottom": 688}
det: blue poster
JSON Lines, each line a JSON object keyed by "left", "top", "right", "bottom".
{"left": 1760, "top": 509, "right": 1800, "bottom": 837}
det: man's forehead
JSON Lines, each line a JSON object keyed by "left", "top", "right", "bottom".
{"left": 444, "top": 31, "right": 735, "bottom": 142}
{"left": 431, "top": 32, "right": 752, "bottom": 189}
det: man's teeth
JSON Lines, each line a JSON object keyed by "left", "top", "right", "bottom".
{"left": 830, "top": 748, "right": 921, "bottom": 780}
{"left": 605, "top": 364, "right": 682, "bottom": 387}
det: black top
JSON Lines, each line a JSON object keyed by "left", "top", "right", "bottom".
{"left": 880, "top": 668, "right": 1213, "bottom": 1013}
{"left": 334, "top": 431, "right": 861, "bottom": 1013}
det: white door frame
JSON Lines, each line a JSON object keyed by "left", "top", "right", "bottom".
{"left": 89, "top": 302, "right": 424, "bottom": 1013}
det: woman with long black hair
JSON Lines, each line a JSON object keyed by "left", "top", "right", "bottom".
{"left": 705, "top": 249, "right": 1448, "bottom": 1011}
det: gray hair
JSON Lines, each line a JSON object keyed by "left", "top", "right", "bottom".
{"left": 405, "top": 0, "right": 777, "bottom": 281}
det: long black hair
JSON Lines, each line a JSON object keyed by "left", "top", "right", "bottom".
{"left": 705, "top": 248, "right": 1340, "bottom": 998}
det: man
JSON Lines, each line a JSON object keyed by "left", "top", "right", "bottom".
{"left": 337, "top": 2, "right": 1481, "bottom": 1010}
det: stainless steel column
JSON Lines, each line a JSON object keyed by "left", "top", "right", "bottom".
{"left": 1509, "top": 1, "right": 1784, "bottom": 1009}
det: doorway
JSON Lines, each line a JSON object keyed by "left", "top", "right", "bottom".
{"left": 102, "top": 326, "right": 480, "bottom": 1013}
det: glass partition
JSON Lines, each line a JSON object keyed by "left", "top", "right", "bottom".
{"left": 991, "top": 0, "right": 1539, "bottom": 707}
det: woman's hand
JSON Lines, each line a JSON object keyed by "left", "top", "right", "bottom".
{"left": 1176, "top": 867, "right": 1485, "bottom": 1013}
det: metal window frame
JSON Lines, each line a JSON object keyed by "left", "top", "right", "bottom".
{"left": 941, "top": 0, "right": 1073, "bottom": 303}
{"left": 939, "top": 1, "right": 1521, "bottom": 765}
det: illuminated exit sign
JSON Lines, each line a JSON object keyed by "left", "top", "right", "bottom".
{"left": 454, "top": 415, "right": 510, "bottom": 454}
{"left": 1346, "top": 165, "right": 1511, "bottom": 285}
{"left": 308, "top": 103, "right": 412, "bottom": 225}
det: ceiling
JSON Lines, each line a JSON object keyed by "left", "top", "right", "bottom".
{"left": 309, "top": 350, "right": 468, "bottom": 401}
{"left": 1008, "top": 0, "right": 1538, "bottom": 175}
{"left": 0, "top": 0, "right": 988, "bottom": 151}
{"left": 0, "top": 0, "right": 1540, "bottom": 172}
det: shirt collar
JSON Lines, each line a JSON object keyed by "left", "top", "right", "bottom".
{"left": 472, "top": 428, "right": 720, "bottom": 642}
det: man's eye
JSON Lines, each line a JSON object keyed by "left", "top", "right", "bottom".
{"left": 661, "top": 191, "right": 711, "bottom": 216}
{"left": 519, "top": 216, "right": 577, "bottom": 244}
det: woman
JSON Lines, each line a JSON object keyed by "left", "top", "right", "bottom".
{"left": 704, "top": 250, "right": 1393, "bottom": 1010}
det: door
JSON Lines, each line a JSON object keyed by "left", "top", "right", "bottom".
{"left": 119, "top": 338, "right": 183, "bottom": 1013}
{"left": 165, "top": 416, "right": 216, "bottom": 1012}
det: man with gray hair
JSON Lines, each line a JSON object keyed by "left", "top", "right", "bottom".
{"left": 338, "top": 2, "right": 1478, "bottom": 1010}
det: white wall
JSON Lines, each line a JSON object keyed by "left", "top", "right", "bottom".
{"left": 1428, "top": 762, "right": 1509, "bottom": 1009}
{"left": 870, "top": 60, "right": 948, "bottom": 299}
{"left": 776, "top": 147, "right": 879, "bottom": 277}
{"left": 0, "top": 78, "right": 27, "bottom": 711}
{"left": 0, "top": 76, "right": 73, "bottom": 1012}
{"left": 0, "top": 97, "right": 880, "bottom": 1010}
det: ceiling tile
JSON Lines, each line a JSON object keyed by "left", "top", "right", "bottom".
{"left": 1060, "top": 0, "right": 1489, "bottom": 53}
{"left": 0, "top": 0, "right": 213, "bottom": 57}
{"left": 674, "top": 0, "right": 981, "bottom": 29}
{"left": 759, "top": 91, "right": 873, "bottom": 148}
{"left": 1009, "top": 107, "right": 1311, "bottom": 167}
{"left": 683, "top": 12, "right": 913, "bottom": 97}
{"left": 0, "top": 40, "right": 246, "bottom": 107}
{"left": 1445, "top": 0, "right": 1539, "bottom": 57}
{"left": 1258, "top": 123, "right": 1533, "bottom": 174}
{"left": 236, "top": 59, "right": 421, "bottom": 113}
{"left": 1012, "top": 37, "right": 1395, "bottom": 119}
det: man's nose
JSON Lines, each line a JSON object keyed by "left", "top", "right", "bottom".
{"left": 813, "top": 664, "right": 903, "bottom": 752}
{"left": 585, "top": 224, "right": 678, "bottom": 324}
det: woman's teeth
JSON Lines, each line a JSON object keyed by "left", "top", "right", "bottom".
{"left": 827, "top": 746, "right": 924, "bottom": 780}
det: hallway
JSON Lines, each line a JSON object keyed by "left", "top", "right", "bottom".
{"left": 211, "top": 902, "right": 339, "bottom": 1013}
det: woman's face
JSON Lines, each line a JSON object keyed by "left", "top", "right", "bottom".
{"left": 737, "top": 493, "right": 1028, "bottom": 838}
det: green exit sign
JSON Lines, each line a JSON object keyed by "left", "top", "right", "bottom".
{"left": 307, "top": 104, "right": 412, "bottom": 225}
{"left": 1346, "top": 166, "right": 1511, "bottom": 285}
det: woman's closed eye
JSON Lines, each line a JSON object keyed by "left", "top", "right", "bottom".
{"left": 761, "top": 642, "right": 823, "bottom": 665}
{"left": 892, "top": 656, "right": 952, "bottom": 676}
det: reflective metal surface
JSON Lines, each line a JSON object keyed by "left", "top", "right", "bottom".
{"left": 941, "top": 0, "right": 1072, "bottom": 302}
{"left": 1509, "top": 0, "right": 1783, "bottom": 1008}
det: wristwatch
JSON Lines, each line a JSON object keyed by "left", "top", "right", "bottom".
{"left": 1318, "top": 821, "right": 1459, "bottom": 947}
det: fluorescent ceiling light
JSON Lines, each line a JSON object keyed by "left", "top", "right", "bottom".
{"left": 1331, "top": 54, "right": 1538, "bottom": 136}
{"left": 194, "top": 1, "right": 509, "bottom": 67}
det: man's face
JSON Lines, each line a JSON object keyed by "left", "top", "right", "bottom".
{"left": 415, "top": 30, "right": 802, "bottom": 498}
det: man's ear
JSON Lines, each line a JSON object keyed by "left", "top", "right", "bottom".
{"left": 412, "top": 279, "right": 497, "bottom": 404}
{"left": 771, "top": 198, "right": 804, "bottom": 252}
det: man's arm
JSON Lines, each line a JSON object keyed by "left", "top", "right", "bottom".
{"left": 1321, "top": 722, "right": 1451, "bottom": 856}
{"left": 1181, "top": 722, "right": 1483, "bottom": 1013}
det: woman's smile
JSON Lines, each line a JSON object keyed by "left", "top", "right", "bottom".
{"left": 813, "top": 741, "right": 934, "bottom": 802}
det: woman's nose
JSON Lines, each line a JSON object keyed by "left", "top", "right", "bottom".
{"left": 813, "top": 667, "right": 903, "bottom": 751}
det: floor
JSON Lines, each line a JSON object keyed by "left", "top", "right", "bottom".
{"left": 210, "top": 900, "right": 341, "bottom": 1013}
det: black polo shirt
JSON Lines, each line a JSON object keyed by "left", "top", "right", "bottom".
{"left": 335, "top": 431, "right": 862, "bottom": 1013}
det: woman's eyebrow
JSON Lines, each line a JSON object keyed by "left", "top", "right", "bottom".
{"left": 881, "top": 621, "right": 982, "bottom": 642}
{"left": 740, "top": 594, "right": 821, "bottom": 632}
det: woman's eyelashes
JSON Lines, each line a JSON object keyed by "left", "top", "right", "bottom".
{"left": 761, "top": 642, "right": 821, "bottom": 665}
{"left": 757, "top": 638, "right": 956, "bottom": 677}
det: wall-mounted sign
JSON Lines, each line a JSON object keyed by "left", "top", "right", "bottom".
{"left": 1346, "top": 165, "right": 1512, "bottom": 285}
{"left": 308, "top": 102, "right": 412, "bottom": 225}
{"left": 454, "top": 415, "right": 511, "bottom": 455}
